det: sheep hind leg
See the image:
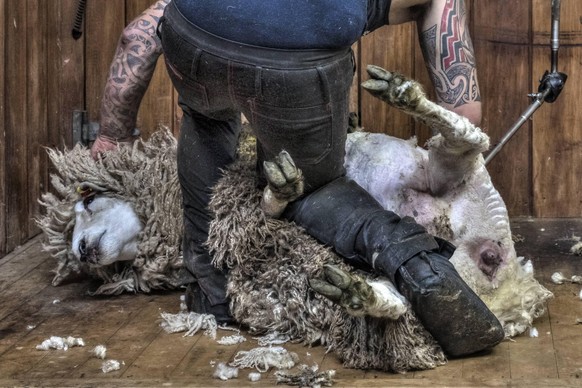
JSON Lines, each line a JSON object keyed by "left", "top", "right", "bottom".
{"left": 362, "top": 65, "right": 489, "bottom": 155}
{"left": 309, "top": 264, "right": 408, "bottom": 320}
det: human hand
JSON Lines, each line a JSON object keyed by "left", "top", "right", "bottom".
{"left": 90, "top": 135, "right": 130, "bottom": 160}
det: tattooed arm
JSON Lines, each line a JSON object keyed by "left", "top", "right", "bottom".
{"left": 91, "top": 0, "right": 169, "bottom": 159}
{"left": 416, "top": 0, "right": 481, "bottom": 125}
{"left": 388, "top": 0, "right": 481, "bottom": 126}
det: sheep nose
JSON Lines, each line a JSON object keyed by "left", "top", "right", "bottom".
{"left": 78, "top": 239, "right": 88, "bottom": 262}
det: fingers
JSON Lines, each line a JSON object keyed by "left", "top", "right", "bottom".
{"left": 90, "top": 135, "right": 121, "bottom": 160}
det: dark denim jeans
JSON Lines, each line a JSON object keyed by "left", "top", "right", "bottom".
{"left": 160, "top": 1, "right": 354, "bottom": 308}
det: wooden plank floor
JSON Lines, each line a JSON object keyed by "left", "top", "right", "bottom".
{"left": 1, "top": 218, "right": 582, "bottom": 387}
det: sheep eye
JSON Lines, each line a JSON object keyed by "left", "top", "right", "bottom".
{"left": 79, "top": 239, "right": 87, "bottom": 255}
{"left": 83, "top": 196, "right": 95, "bottom": 210}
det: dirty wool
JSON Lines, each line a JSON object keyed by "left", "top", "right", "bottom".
{"left": 37, "top": 131, "right": 183, "bottom": 294}
{"left": 207, "top": 151, "right": 446, "bottom": 372}
{"left": 37, "top": 129, "right": 445, "bottom": 372}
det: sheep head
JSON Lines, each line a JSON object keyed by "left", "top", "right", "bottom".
{"left": 71, "top": 182, "right": 142, "bottom": 266}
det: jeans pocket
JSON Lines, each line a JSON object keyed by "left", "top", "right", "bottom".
{"left": 166, "top": 58, "right": 210, "bottom": 111}
{"left": 251, "top": 102, "right": 333, "bottom": 165}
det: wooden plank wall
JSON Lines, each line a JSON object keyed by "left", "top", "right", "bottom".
{"left": 1, "top": 0, "right": 581, "bottom": 257}
{"left": 2, "top": 1, "right": 77, "bottom": 255}
{"left": 471, "top": 1, "right": 533, "bottom": 216}
{"left": 1, "top": 0, "right": 85, "bottom": 256}
{"left": 0, "top": 0, "right": 6, "bottom": 256}
{"left": 531, "top": 0, "right": 582, "bottom": 217}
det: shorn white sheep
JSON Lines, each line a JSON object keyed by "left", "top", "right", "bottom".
{"left": 37, "top": 67, "right": 552, "bottom": 373}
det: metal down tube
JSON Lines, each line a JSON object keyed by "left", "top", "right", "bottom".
{"left": 484, "top": 88, "right": 551, "bottom": 165}
{"left": 485, "top": 0, "right": 566, "bottom": 165}
{"left": 551, "top": 0, "right": 561, "bottom": 73}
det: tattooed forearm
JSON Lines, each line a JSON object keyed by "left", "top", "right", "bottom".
{"left": 99, "top": 0, "right": 170, "bottom": 140}
{"left": 420, "top": 0, "right": 480, "bottom": 108}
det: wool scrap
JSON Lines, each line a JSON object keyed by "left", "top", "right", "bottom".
{"left": 570, "top": 241, "right": 582, "bottom": 256}
{"left": 160, "top": 311, "right": 218, "bottom": 339}
{"left": 551, "top": 272, "right": 582, "bottom": 285}
{"left": 254, "top": 331, "right": 292, "bottom": 346}
{"left": 213, "top": 362, "right": 239, "bottom": 381}
{"left": 36, "top": 336, "right": 85, "bottom": 351}
{"left": 101, "top": 359, "right": 123, "bottom": 373}
{"left": 217, "top": 334, "right": 247, "bottom": 345}
{"left": 274, "top": 364, "right": 335, "bottom": 388}
{"left": 93, "top": 345, "right": 107, "bottom": 359}
{"left": 231, "top": 346, "right": 299, "bottom": 373}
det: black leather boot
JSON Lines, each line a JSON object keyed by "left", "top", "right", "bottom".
{"left": 396, "top": 251, "right": 504, "bottom": 356}
{"left": 284, "top": 177, "right": 504, "bottom": 356}
{"left": 184, "top": 282, "right": 233, "bottom": 325}
{"left": 182, "top": 234, "right": 234, "bottom": 325}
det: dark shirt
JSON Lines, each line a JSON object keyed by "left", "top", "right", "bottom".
{"left": 173, "top": 0, "right": 390, "bottom": 49}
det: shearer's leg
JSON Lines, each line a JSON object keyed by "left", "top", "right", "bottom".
{"left": 161, "top": 13, "right": 243, "bottom": 324}
{"left": 283, "top": 178, "right": 504, "bottom": 356}
{"left": 177, "top": 108, "right": 240, "bottom": 324}
{"left": 251, "top": 51, "right": 504, "bottom": 357}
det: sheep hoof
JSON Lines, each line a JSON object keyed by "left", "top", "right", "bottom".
{"left": 308, "top": 279, "right": 343, "bottom": 301}
{"left": 309, "top": 264, "right": 375, "bottom": 316}
{"left": 261, "top": 150, "right": 305, "bottom": 218}
{"left": 362, "top": 65, "right": 425, "bottom": 110}
{"left": 263, "top": 150, "right": 304, "bottom": 202}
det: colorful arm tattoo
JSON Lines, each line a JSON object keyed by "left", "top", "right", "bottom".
{"left": 420, "top": 0, "right": 480, "bottom": 108}
{"left": 99, "top": 0, "right": 169, "bottom": 140}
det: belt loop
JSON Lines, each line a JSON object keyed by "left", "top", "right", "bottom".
{"left": 255, "top": 66, "right": 263, "bottom": 96}
{"left": 316, "top": 66, "right": 331, "bottom": 104}
{"left": 190, "top": 48, "right": 203, "bottom": 78}
{"left": 156, "top": 16, "right": 165, "bottom": 41}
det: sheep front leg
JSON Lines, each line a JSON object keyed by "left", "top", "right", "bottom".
{"left": 362, "top": 65, "right": 490, "bottom": 194}
{"left": 309, "top": 264, "right": 408, "bottom": 320}
{"left": 362, "top": 65, "right": 489, "bottom": 156}
{"left": 261, "top": 150, "right": 304, "bottom": 218}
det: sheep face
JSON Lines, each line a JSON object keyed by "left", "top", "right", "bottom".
{"left": 72, "top": 195, "right": 142, "bottom": 267}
